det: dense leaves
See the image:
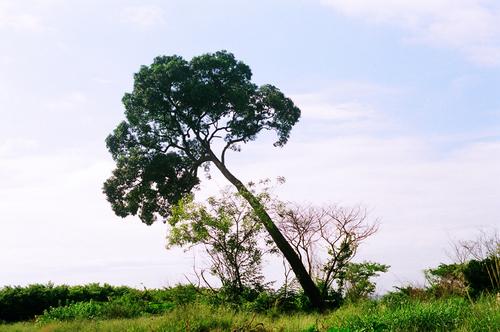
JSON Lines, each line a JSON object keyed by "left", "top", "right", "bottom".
{"left": 104, "top": 51, "right": 300, "bottom": 225}
{"left": 0, "top": 283, "right": 201, "bottom": 323}
{"left": 425, "top": 256, "right": 499, "bottom": 298}
{"left": 0, "top": 283, "right": 134, "bottom": 322}
{"left": 464, "top": 257, "right": 499, "bottom": 297}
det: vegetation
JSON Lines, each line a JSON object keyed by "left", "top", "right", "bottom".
{"left": 104, "top": 50, "right": 321, "bottom": 308}
{"left": 167, "top": 187, "right": 269, "bottom": 297}
{"left": 1, "top": 230, "right": 497, "bottom": 331}
{"left": 0, "top": 283, "right": 198, "bottom": 323}
{"left": 342, "top": 261, "right": 390, "bottom": 303}
{"left": 0, "top": 292, "right": 498, "bottom": 331}
{"left": 425, "top": 230, "right": 499, "bottom": 299}
{"left": 273, "top": 202, "right": 380, "bottom": 306}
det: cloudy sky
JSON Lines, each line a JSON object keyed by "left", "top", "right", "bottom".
{"left": 1, "top": 0, "right": 499, "bottom": 293}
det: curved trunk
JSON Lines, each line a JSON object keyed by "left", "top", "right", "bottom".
{"left": 210, "top": 155, "right": 324, "bottom": 310}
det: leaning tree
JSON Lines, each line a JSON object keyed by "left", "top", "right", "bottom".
{"left": 103, "top": 51, "right": 324, "bottom": 308}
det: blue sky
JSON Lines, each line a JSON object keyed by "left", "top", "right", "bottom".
{"left": 1, "top": 0, "right": 499, "bottom": 292}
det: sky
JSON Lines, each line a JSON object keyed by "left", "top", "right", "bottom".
{"left": 1, "top": 0, "right": 499, "bottom": 293}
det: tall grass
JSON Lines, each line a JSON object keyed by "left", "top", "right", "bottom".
{"left": 1, "top": 295, "right": 498, "bottom": 332}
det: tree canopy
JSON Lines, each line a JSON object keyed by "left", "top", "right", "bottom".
{"left": 104, "top": 51, "right": 300, "bottom": 225}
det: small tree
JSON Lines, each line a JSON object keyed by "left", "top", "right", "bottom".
{"left": 454, "top": 230, "right": 499, "bottom": 296}
{"left": 103, "top": 51, "right": 325, "bottom": 308}
{"left": 425, "top": 263, "right": 467, "bottom": 297}
{"left": 166, "top": 187, "right": 267, "bottom": 298}
{"left": 342, "top": 261, "right": 389, "bottom": 303}
{"left": 426, "top": 229, "right": 499, "bottom": 298}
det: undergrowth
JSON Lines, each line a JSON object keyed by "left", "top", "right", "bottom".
{"left": 0, "top": 294, "right": 497, "bottom": 331}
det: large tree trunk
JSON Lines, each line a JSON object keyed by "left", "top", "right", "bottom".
{"left": 210, "top": 155, "right": 324, "bottom": 310}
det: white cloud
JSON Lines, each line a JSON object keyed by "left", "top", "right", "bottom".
{"left": 289, "top": 82, "right": 401, "bottom": 133}
{"left": 0, "top": 55, "right": 13, "bottom": 65}
{"left": 0, "top": 138, "right": 39, "bottom": 157}
{"left": 44, "top": 92, "right": 87, "bottom": 113}
{"left": 298, "top": 81, "right": 405, "bottom": 101}
{"left": 93, "top": 77, "right": 112, "bottom": 85}
{"left": 320, "top": 0, "right": 500, "bottom": 66}
{"left": 0, "top": 1, "right": 45, "bottom": 32}
{"left": 120, "top": 5, "right": 165, "bottom": 27}
{"left": 292, "top": 90, "right": 376, "bottom": 121}
{"left": 301, "top": 101, "right": 376, "bottom": 121}
{"left": 293, "top": 98, "right": 389, "bottom": 133}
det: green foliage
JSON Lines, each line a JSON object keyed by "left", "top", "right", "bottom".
{"left": 0, "top": 283, "right": 137, "bottom": 323}
{"left": 157, "top": 284, "right": 200, "bottom": 305}
{"left": 425, "top": 262, "right": 467, "bottom": 297}
{"left": 426, "top": 255, "right": 499, "bottom": 298}
{"left": 37, "top": 301, "right": 103, "bottom": 322}
{"left": 37, "top": 294, "right": 176, "bottom": 323}
{"left": 168, "top": 188, "right": 267, "bottom": 298}
{"left": 104, "top": 50, "right": 301, "bottom": 225}
{"left": 380, "top": 288, "right": 417, "bottom": 309}
{"left": 328, "top": 297, "right": 471, "bottom": 331}
{"left": 1, "top": 295, "right": 498, "bottom": 332}
{"left": 236, "top": 286, "right": 314, "bottom": 314}
{"left": 342, "top": 261, "right": 390, "bottom": 303}
{"left": 0, "top": 283, "right": 198, "bottom": 323}
{"left": 463, "top": 256, "right": 499, "bottom": 297}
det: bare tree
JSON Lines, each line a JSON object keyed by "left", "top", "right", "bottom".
{"left": 447, "top": 228, "right": 500, "bottom": 295}
{"left": 274, "top": 203, "right": 378, "bottom": 298}
{"left": 450, "top": 228, "right": 500, "bottom": 264}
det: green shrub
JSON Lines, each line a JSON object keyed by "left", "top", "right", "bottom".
{"left": 380, "top": 286, "right": 430, "bottom": 309}
{"left": 36, "top": 301, "right": 103, "bottom": 323}
{"left": 100, "top": 295, "right": 144, "bottom": 319}
{"left": 0, "top": 283, "right": 78, "bottom": 322}
{"left": 36, "top": 293, "right": 177, "bottom": 323}
{"left": 425, "top": 255, "right": 499, "bottom": 299}
{"left": 464, "top": 257, "right": 499, "bottom": 297}
{"left": 161, "top": 284, "right": 199, "bottom": 305}
{"left": 0, "top": 283, "right": 179, "bottom": 323}
{"left": 144, "top": 301, "right": 175, "bottom": 314}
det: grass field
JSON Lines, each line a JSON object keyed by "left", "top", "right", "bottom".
{"left": 1, "top": 295, "right": 498, "bottom": 332}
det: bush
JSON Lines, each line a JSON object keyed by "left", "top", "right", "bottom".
{"left": 100, "top": 294, "right": 145, "bottom": 319}
{"left": 425, "top": 256, "right": 499, "bottom": 299}
{"left": 36, "top": 294, "right": 177, "bottom": 323}
{"left": 0, "top": 283, "right": 181, "bottom": 323}
{"left": 36, "top": 300, "right": 103, "bottom": 323}
{"left": 464, "top": 257, "right": 499, "bottom": 297}
{"left": 160, "top": 284, "right": 199, "bottom": 305}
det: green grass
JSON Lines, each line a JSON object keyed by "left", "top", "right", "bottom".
{"left": 324, "top": 296, "right": 499, "bottom": 331}
{"left": 0, "top": 295, "right": 498, "bottom": 332}
{"left": 0, "top": 305, "right": 319, "bottom": 332}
